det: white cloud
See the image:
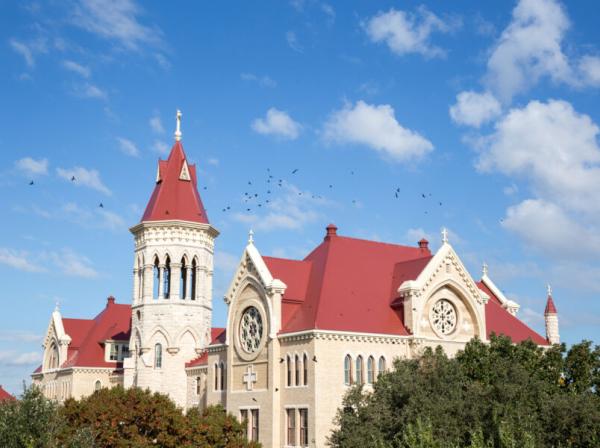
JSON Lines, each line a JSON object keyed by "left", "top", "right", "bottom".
{"left": 152, "top": 140, "right": 169, "bottom": 154}
{"left": 478, "top": 100, "right": 600, "bottom": 217}
{"left": 57, "top": 166, "right": 112, "bottom": 195}
{"left": 578, "top": 55, "right": 600, "bottom": 87}
{"left": 9, "top": 38, "right": 47, "bottom": 67}
{"left": 405, "top": 227, "right": 434, "bottom": 246}
{"left": 0, "top": 331, "right": 42, "bottom": 343}
{"left": 502, "top": 199, "right": 600, "bottom": 258}
{"left": 322, "top": 3, "right": 335, "bottom": 22}
{"left": 74, "top": 82, "right": 107, "bottom": 100}
{"left": 0, "top": 351, "right": 42, "bottom": 366}
{"left": 0, "top": 248, "right": 45, "bottom": 273}
{"left": 323, "top": 100, "right": 433, "bottom": 162}
{"left": 286, "top": 31, "right": 303, "bottom": 53}
{"left": 207, "top": 158, "right": 219, "bottom": 166}
{"left": 252, "top": 108, "right": 301, "bottom": 140}
{"left": 240, "top": 72, "right": 277, "bottom": 88}
{"left": 62, "top": 59, "right": 91, "bottom": 78}
{"left": 46, "top": 248, "right": 99, "bottom": 278}
{"left": 486, "top": 0, "right": 572, "bottom": 101}
{"left": 72, "top": 0, "right": 160, "bottom": 51}
{"left": 232, "top": 184, "right": 330, "bottom": 232}
{"left": 364, "top": 7, "right": 455, "bottom": 58}
{"left": 149, "top": 115, "right": 164, "bottom": 134}
{"left": 214, "top": 251, "right": 240, "bottom": 273}
{"left": 449, "top": 91, "right": 501, "bottom": 127}
{"left": 116, "top": 137, "right": 140, "bottom": 157}
{"left": 15, "top": 157, "right": 48, "bottom": 176}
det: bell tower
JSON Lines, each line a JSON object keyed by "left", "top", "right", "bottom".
{"left": 123, "top": 111, "right": 218, "bottom": 407}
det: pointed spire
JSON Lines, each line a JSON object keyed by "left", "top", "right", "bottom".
{"left": 174, "top": 109, "right": 182, "bottom": 142}
{"left": 545, "top": 285, "right": 557, "bottom": 314}
{"left": 248, "top": 229, "right": 254, "bottom": 245}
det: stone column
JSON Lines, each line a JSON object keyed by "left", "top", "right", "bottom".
{"left": 170, "top": 263, "right": 181, "bottom": 300}
{"left": 132, "top": 268, "right": 139, "bottom": 304}
{"left": 143, "top": 265, "right": 153, "bottom": 303}
{"left": 185, "top": 267, "right": 192, "bottom": 300}
{"left": 158, "top": 266, "right": 165, "bottom": 299}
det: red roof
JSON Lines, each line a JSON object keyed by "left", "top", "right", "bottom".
{"left": 185, "top": 328, "right": 226, "bottom": 367}
{"left": 141, "top": 141, "right": 209, "bottom": 224}
{"left": 61, "top": 298, "right": 132, "bottom": 368}
{"left": 545, "top": 295, "right": 557, "bottom": 314}
{"left": 477, "top": 282, "right": 548, "bottom": 345}
{"left": 264, "top": 227, "right": 430, "bottom": 335}
{"left": 0, "top": 385, "right": 15, "bottom": 401}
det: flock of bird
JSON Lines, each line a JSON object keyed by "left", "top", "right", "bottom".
{"left": 27, "top": 166, "right": 445, "bottom": 218}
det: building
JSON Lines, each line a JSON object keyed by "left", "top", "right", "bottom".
{"left": 32, "top": 112, "right": 560, "bottom": 447}
{"left": 0, "top": 385, "right": 15, "bottom": 402}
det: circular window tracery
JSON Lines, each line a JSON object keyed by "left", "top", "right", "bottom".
{"left": 430, "top": 299, "right": 457, "bottom": 335}
{"left": 239, "top": 306, "right": 263, "bottom": 353}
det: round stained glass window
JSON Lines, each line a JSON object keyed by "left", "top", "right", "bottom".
{"left": 430, "top": 299, "right": 457, "bottom": 335}
{"left": 239, "top": 306, "right": 263, "bottom": 353}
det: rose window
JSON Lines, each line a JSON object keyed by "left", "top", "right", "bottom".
{"left": 430, "top": 299, "right": 457, "bottom": 335}
{"left": 239, "top": 306, "right": 263, "bottom": 353}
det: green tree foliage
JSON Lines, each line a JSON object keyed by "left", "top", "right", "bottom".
{"left": 1, "top": 385, "right": 259, "bottom": 448}
{"left": 329, "top": 335, "right": 600, "bottom": 448}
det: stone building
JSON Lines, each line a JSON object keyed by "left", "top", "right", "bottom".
{"left": 32, "top": 113, "right": 559, "bottom": 448}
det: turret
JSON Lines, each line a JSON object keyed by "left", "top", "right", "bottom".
{"left": 544, "top": 285, "right": 559, "bottom": 345}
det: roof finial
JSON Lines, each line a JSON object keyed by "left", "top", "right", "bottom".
{"left": 175, "top": 109, "right": 182, "bottom": 142}
{"left": 54, "top": 300, "right": 60, "bottom": 313}
{"left": 547, "top": 284, "right": 552, "bottom": 297}
{"left": 482, "top": 262, "right": 489, "bottom": 277}
{"left": 248, "top": 229, "right": 254, "bottom": 245}
{"left": 441, "top": 227, "right": 449, "bottom": 244}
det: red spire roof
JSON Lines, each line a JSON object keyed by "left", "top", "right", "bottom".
{"left": 0, "top": 385, "right": 15, "bottom": 401}
{"left": 141, "top": 141, "right": 209, "bottom": 224}
{"left": 545, "top": 295, "right": 558, "bottom": 314}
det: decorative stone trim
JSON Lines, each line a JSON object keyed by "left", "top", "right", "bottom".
{"left": 167, "top": 347, "right": 180, "bottom": 354}
{"left": 207, "top": 344, "right": 227, "bottom": 353}
{"left": 280, "top": 329, "right": 411, "bottom": 345}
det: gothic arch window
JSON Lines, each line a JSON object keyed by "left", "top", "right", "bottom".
{"left": 219, "top": 361, "right": 226, "bottom": 390}
{"left": 287, "top": 355, "right": 292, "bottom": 387}
{"left": 303, "top": 353, "right": 308, "bottom": 386}
{"left": 180, "top": 256, "right": 188, "bottom": 300}
{"left": 191, "top": 258, "right": 197, "bottom": 300}
{"left": 163, "top": 257, "right": 171, "bottom": 299}
{"left": 367, "top": 356, "right": 375, "bottom": 384}
{"left": 344, "top": 355, "right": 352, "bottom": 385}
{"left": 214, "top": 363, "right": 219, "bottom": 391}
{"left": 94, "top": 380, "right": 101, "bottom": 392}
{"left": 47, "top": 342, "right": 59, "bottom": 370}
{"left": 378, "top": 356, "right": 386, "bottom": 377}
{"left": 295, "top": 354, "right": 300, "bottom": 386}
{"left": 196, "top": 376, "right": 201, "bottom": 395}
{"left": 154, "top": 343, "right": 162, "bottom": 369}
{"left": 356, "top": 355, "right": 364, "bottom": 385}
{"left": 153, "top": 257, "right": 160, "bottom": 299}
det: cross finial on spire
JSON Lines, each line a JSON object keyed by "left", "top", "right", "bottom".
{"left": 54, "top": 300, "right": 60, "bottom": 313}
{"left": 547, "top": 284, "right": 552, "bottom": 297}
{"left": 175, "top": 109, "right": 182, "bottom": 141}
{"left": 441, "top": 227, "right": 449, "bottom": 244}
{"left": 482, "top": 262, "right": 489, "bottom": 277}
{"left": 248, "top": 229, "right": 254, "bottom": 245}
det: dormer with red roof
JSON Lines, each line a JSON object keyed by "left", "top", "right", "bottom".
{"left": 123, "top": 111, "right": 219, "bottom": 407}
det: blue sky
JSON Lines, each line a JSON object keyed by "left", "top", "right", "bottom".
{"left": 1, "top": 0, "right": 600, "bottom": 394}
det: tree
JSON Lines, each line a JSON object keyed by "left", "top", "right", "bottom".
{"left": 329, "top": 335, "right": 600, "bottom": 448}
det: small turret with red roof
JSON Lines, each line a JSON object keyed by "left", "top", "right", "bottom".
{"left": 544, "top": 285, "right": 560, "bottom": 344}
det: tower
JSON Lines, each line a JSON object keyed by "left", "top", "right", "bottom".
{"left": 544, "top": 285, "right": 559, "bottom": 345}
{"left": 123, "top": 111, "right": 218, "bottom": 407}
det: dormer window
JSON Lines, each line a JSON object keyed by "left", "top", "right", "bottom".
{"left": 107, "top": 342, "right": 129, "bottom": 362}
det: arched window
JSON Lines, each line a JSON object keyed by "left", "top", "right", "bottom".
{"left": 214, "top": 363, "right": 219, "bottom": 390}
{"left": 180, "top": 257, "right": 187, "bottom": 300}
{"left": 137, "top": 261, "right": 143, "bottom": 301}
{"left": 220, "top": 361, "right": 226, "bottom": 390}
{"left": 295, "top": 354, "right": 300, "bottom": 386}
{"left": 287, "top": 355, "right": 292, "bottom": 387}
{"left": 303, "top": 353, "right": 308, "bottom": 386}
{"left": 344, "top": 355, "right": 352, "bottom": 385}
{"left": 163, "top": 257, "right": 171, "bottom": 299}
{"left": 191, "top": 258, "right": 197, "bottom": 300}
{"left": 356, "top": 356, "right": 364, "bottom": 385}
{"left": 153, "top": 257, "right": 160, "bottom": 299}
{"left": 378, "top": 356, "right": 386, "bottom": 377}
{"left": 154, "top": 343, "right": 162, "bottom": 369}
{"left": 47, "top": 342, "right": 59, "bottom": 370}
{"left": 94, "top": 380, "right": 101, "bottom": 392}
{"left": 367, "top": 356, "right": 375, "bottom": 384}
{"left": 196, "top": 376, "right": 201, "bottom": 395}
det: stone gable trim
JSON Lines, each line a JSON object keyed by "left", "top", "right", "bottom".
{"left": 185, "top": 365, "right": 208, "bottom": 374}
{"left": 207, "top": 343, "right": 227, "bottom": 353}
{"left": 279, "top": 329, "right": 411, "bottom": 344}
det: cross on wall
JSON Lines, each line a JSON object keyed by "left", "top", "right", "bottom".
{"left": 243, "top": 365, "right": 257, "bottom": 391}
